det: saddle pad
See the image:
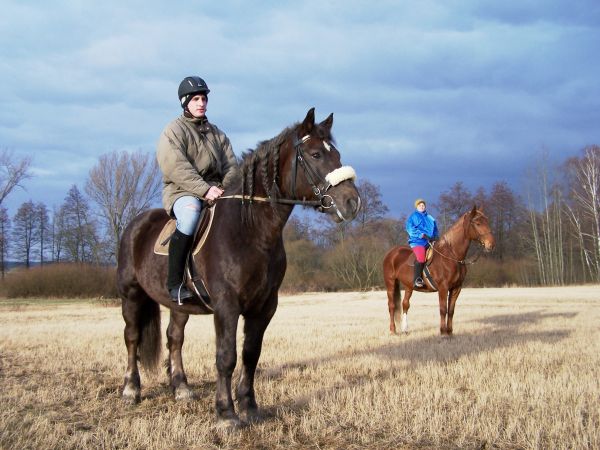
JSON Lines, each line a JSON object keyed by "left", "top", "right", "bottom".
{"left": 153, "top": 204, "right": 216, "bottom": 256}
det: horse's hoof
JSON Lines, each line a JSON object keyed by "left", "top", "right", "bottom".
{"left": 122, "top": 385, "right": 141, "bottom": 404}
{"left": 215, "top": 416, "right": 242, "bottom": 433}
{"left": 239, "top": 407, "right": 261, "bottom": 425}
{"left": 122, "top": 392, "right": 140, "bottom": 404}
{"left": 174, "top": 384, "right": 195, "bottom": 402}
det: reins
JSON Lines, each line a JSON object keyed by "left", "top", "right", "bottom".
{"left": 217, "top": 194, "right": 320, "bottom": 207}
{"left": 429, "top": 240, "right": 483, "bottom": 265}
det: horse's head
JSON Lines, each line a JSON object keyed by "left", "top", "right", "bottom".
{"left": 465, "top": 205, "right": 496, "bottom": 252}
{"left": 279, "top": 108, "right": 361, "bottom": 222}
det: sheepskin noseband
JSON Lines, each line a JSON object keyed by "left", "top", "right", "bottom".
{"left": 325, "top": 166, "right": 356, "bottom": 187}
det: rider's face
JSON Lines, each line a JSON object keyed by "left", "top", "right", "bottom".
{"left": 417, "top": 202, "right": 426, "bottom": 212}
{"left": 187, "top": 94, "right": 208, "bottom": 118}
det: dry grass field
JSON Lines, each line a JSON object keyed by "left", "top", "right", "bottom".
{"left": 1, "top": 286, "right": 598, "bottom": 450}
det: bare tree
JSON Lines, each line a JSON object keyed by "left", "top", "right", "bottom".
{"left": 354, "top": 179, "right": 389, "bottom": 230}
{"left": 0, "top": 149, "right": 32, "bottom": 206}
{"left": 324, "top": 235, "right": 386, "bottom": 291}
{"left": 85, "top": 150, "right": 161, "bottom": 259}
{"left": 35, "top": 202, "right": 50, "bottom": 265}
{"left": 61, "top": 185, "right": 98, "bottom": 263}
{"left": 12, "top": 200, "right": 37, "bottom": 268}
{"left": 487, "top": 181, "right": 527, "bottom": 260}
{"left": 51, "top": 206, "right": 65, "bottom": 263}
{"left": 526, "top": 153, "right": 565, "bottom": 285}
{"left": 435, "top": 181, "right": 473, "bottom": 231}
{"left": 0, "top": 207, "right": 10, "bottom": 278}
{"left": 563, "top": 145, "right": 600, "bottom": 282}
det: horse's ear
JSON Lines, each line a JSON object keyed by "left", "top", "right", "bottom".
{"left": 319, "top": 113, "right": 334, "bottom": 133}
{"left": 470, "top": 205, "right": 478, "bottom": 216}
{"left": 300, "top": 107, "right": 316, "bottom": 135}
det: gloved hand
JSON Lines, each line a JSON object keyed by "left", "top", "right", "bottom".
{"left": 421, "top": 234, "right": 430, "bottom": 240}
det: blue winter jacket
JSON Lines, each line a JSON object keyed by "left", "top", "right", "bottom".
{"left": 406, "top": 210, "right": 439, "bottom": 247}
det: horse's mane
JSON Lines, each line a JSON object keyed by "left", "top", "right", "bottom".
{"left": 440, "top": 208, "right": 486, "bottom": 248}
{"left": 238, "top": 124, "right": 297, "bottom": 201}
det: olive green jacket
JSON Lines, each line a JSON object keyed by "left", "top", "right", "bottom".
{"left": 156, "top": 115, "right": 239, "bottom": 213}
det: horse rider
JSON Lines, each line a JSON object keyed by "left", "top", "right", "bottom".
{"left": 405, "top": 198, "right": 439, "bottom": 288}
{"left": 156, "top": 76, "right": 239, "bottom": 302}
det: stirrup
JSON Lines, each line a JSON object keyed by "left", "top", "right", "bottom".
{"left": 413, "top": 277, "right": 424, "bottom": 288}
{"left": 169, "top": 283, "right": 194, "bottom": 305}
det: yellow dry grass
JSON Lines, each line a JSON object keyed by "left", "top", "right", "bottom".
{"left": 1, "top": 286, "right": 598, "bottom": 450}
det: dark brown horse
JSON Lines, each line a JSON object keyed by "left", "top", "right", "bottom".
{"left": 117, "top": 108, "right": 360, "bottom": 429}
{"left": 383, "top": 206, "right": 495, "bottom": 336}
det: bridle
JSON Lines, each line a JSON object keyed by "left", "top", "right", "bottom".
{"left": 290, "top": 134, "right": 357, "bottom": 221}
{"left": 220, "top": 133, "right": 358, "bottom": 222}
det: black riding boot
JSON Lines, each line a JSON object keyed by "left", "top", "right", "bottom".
{"left": 167, "top": 228, "right": 194, "bottom": 303}
{"left": 413, "top": 261, "right": 425, "bottom": 288}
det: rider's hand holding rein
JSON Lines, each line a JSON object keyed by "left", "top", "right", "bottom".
{"left": 205, "top": 185, "right": 224, "bottom": 202}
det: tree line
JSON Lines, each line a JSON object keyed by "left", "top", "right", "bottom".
{"left": 0, "top": 149, "right": 161, "bottom": 278}
{"left": 0, "top": 145, "right": 598, "bottom": 291}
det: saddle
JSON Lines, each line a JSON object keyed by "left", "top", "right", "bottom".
{"left": 153, "top": 204, "right": 217, "bottom": 309}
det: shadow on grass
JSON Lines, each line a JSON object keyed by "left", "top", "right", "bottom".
{"left": 248, "top": 309, "right": 574, "bottom": 425}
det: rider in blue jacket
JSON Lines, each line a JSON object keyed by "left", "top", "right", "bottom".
{"left": 406, "top": 198, "right": 439, "bottom": 288}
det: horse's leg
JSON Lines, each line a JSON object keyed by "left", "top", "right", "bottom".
{"left": 237, "top": 304, "right": 277, "bottom": 423}
{"left": 438, "top": 288, "right": 450, "bottom": 336}
{"left": 122, "top": 295, "right": 142, "bottom": 404}
{"left": 446, "top": 287, "right": 462, "bottom": 336}
{"left": 166, "top": 309, "right": 194, "bottom": 401}
{"left": 386, "top": 278, "right": 400, "bottom": 334}
{"left": 121, "top": 288, "right": 161, "bottom": 404}
{"left": 214, "top": 309, "right": 241, "bottom": 428}
{"left": 400, "top": 287, "right": 413, "bottom": 333}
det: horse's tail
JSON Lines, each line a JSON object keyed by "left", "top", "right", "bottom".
{"left": 137, "top": 299, "right": 162, "bottom": 373}
{"left": 392, "top": 278, "right": 402, "bottom": 322}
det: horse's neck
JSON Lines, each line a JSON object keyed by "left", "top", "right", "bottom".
{"left": 227, "top": 187, "right": 295, "bottom": 243}
{"left": 441, "top": 219, "right": 471, "bottom": 259}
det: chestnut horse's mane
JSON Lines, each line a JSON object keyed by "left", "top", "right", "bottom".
{"left": 439, "top": 208, "right": 486, "bottom": 249}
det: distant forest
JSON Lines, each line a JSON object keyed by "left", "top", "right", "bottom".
{"left": 1, "top": 145, "right": 599, "bottom": 292}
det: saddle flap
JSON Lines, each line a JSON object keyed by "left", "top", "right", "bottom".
{"left": 154, "top": 220, "right": 177, "bottom": 255}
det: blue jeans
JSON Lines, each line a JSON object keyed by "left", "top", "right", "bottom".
{"left": 172, "top": 196, "right": 202, "bottom": 236}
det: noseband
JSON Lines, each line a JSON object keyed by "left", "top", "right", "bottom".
{"left": 291, "top": 134, "right": 357, "bottom": 221}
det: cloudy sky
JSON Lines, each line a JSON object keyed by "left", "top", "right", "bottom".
{"left": 2, "top": 0, "right": 599, "bottom": 219}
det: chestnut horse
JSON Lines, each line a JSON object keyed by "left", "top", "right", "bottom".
{"left": 383, "top": 206, "right": 495, "bottom": 336}
{"left": 117, "top": 108, "right": 360, "bottom": 428}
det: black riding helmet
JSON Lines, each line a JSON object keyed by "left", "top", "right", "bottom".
{"left": 178, "top": 76, "right": 210, "bottom": 109}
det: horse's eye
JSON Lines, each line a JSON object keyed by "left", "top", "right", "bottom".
{"left": 311, "top": 151, "right": 321, "bottom": 159}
